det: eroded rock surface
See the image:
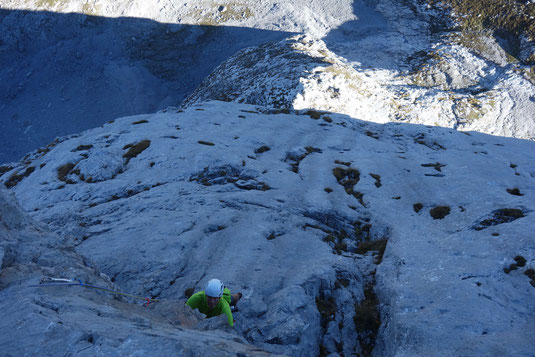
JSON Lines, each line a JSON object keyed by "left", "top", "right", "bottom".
{"left": 2, "top": 101, "right": 534, "bottom": 356}
{"left": 0, "top": 187, "right": 281, "bottom": 356}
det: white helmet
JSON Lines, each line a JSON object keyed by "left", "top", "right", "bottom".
{"left": 205, "top": 279, "right": 224, "bottom": 297}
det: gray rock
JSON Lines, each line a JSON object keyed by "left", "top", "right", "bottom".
{"left": 2, "top": 100, "right": 534, "bottom": 356}
{"left": 0, "top": 189, "right": 281, "bottom": 357}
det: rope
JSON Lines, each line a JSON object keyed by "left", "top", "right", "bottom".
{"left": 30, "top": 277, "right": 160, "bottom": 305}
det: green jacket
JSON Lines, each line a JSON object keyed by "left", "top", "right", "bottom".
{"left": 186, "top": 287, "right": 233, "bottom": 326}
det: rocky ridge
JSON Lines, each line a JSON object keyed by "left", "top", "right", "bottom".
{"left": 183, "top": 3, "right": 535, "bottom": 139}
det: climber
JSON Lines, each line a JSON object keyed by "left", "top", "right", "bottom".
{"left": 185, "top": 279, "right": 242, "bottom": 327}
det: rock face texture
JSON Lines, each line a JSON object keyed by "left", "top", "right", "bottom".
{"left": 2, "top": 101, "right": 534, "bottom": 356}
{"left": 1, "top": 0, "right": 535, "bottom": 355}
{"left": 0, "top": 186, "right": 282, "bottom": 356}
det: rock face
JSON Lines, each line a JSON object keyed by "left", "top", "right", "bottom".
{"left": 0, "top": 186, "right": 282, "bottom": 356}
{"left": 2, "top": 101, "right": 534, "bottom": 356}
{"left": 1, "top": 1, "right": 535, "bottom": 355}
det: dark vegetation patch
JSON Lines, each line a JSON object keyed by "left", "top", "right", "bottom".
{"left": 316, "top": 292, "right": 342, "bottom": 357}
{"left": 333, "top": 167, "right": 360, "bottom": 190}
{"left": 335, "top": 160, "right": 351, "bottom": 167}
{"left": 4, "top": 166, "right": 36, "bottom": 188}
{"left": 123, "top": 140, "right": 151, "bottom": 163}
{"left": 505, "top": 257, "right": 535, "bottom": 288}
{"left": 189, "top": 165, "right": 270, "bottom": 191}
{"left": 473, "top": 208, "right": 525, "bottom": 230}
{"left": 430, "top": 205, "right": 451, "bottom": 219}
{"left": 324, "top": 187, "right": 333, "bottom": 193}
{"left": 514, "top": 256, "right": 527, "bottom": 267}
{"left": 407, "top": 50, "right": 443, "bottom": 70}
{"left": 71, "top": 145, "right": 93, "bottom": 152}
{"left": 353, "top": 220, "right": 373, "bottom": 242}
{"left": 524, "top": 269, "right": 535, "bottom": 288}
{"left": 198, "top": 140, "right": 215, "bottom": 146}
{"left": 266, "top": 232, "right": 283, "bottom": 240}
{"left": 184, "top": 287, "right": 195, "bottom": 298}
{"left": 306, "top": 212, "right": 385, "bottom": 259}
{"left": 504, "top": 255, "right": 526, "bottom": 274}
{"left": 303, "top": 109, "right": 327, "bottom": 120}
{"left": 506, "top": 188, "right": 524, "bottom": 196}
{"left": 103, "top": 184, "right": 162, "bottom": 203}
{"left": 421, "top": 162, "right": 446, "bottom": 172}
{"left": 365, "top": 131, "right": 380, "bottom": 140}
{"left": 254, "top": 145, "right": 271, "bottom": 154}
{"left": 426, "top": 0, "right": 535, "bottom": 68}
{"left": 32, "top": 138, "right": 62, "bottom": 159}
{"left": 285, "top": 147, "right": 322, "bottom": 173}
{"left": 355, "top": 239, "right": 388, "bottom": 264}
{"left": 323, "top": 116, "right": 333, "bottom": 123}
{"left": 354, "top": 285, "right": 381, "bottom": 356}
{"left": 370, "top": 174, "right": 382, "bottom": 188}
{"left": 57, "top": 163, "right": 76, "bottom": 183}
{"left": 335, "top": 273, "right": 350, "bottom": 290}
{"left": 413, "top": 133, "right": 446, "bottom": 150}
{"left": 36, "top": 147, "right": 51, "bottom": 155}
{"left": 510, "top": 163, "right": 517, "bottom": 169}
{"left": 333, "top": 166, "right": 365, "bottom": 207}
{"left": 132, "top": 120, "right": 149, "bottom": 125}
{"left": 204, "top": 225, "right": 227, "bottom": 234}
{"left": 413, "top": 203, "right": 424, "bottom": 213}
{"left": 392, "top": 196, "right": 401, "bottom": 200}
{"left": 322, "top": 234, "right": 348, "bottom": 255}
{"left": 267, "top": 108, "right": 292, "bottom": 115}
{"left": 0, "top": 166, "right": 14, "bottom": 178}
{"left": 316, "top": 295, "right": 337, "bottom": 328}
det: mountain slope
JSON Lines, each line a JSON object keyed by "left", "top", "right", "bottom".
{"left": 184, "top": 34, "right": 535, "bottom": 140}
{"left": 2, "top": 0, "right": 534, "bottom": 164}
{"left": 2, "top": 101, "right": 534, "bottom": 356}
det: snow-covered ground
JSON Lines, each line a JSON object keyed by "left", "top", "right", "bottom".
{"left": 2, "top": 101, "right": 534, "bottom": 356}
